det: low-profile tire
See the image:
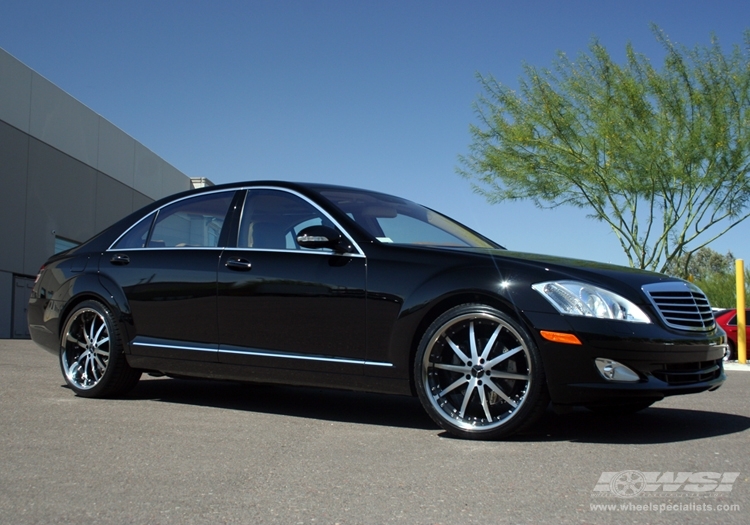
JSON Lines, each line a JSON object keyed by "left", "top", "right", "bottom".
{"left": 59, "top": 299, "right": 141, "bottom": 398}
{"left": 723, "top": 341, "right": 737, "bottom": 362}
{"left": 415, "top": 304, "right": 549, "bottom": 440}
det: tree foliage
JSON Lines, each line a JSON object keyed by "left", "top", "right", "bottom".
{"left": 460, "top": 26, "right": 750, "bottom": 272}
{"left": 693, "top": 270, "right": 749, "bottom": 309}
{"left": 664, "top": 246, "right": 734, "bottom": 281}
{"left": 663, "top": 247, "right": 747, "bottom": 307}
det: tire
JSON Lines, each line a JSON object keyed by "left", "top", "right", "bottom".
{"left": 415, "top": 304, "right": 549, "bottom": 440}
{"left": 723, "top": 341, "right": 737, "bottom": 361}
{"left": 585, "top": 400, "right": 656, "bottom": 415}
{"left": 59, "top": 300, "right": 141, "bottom": 398}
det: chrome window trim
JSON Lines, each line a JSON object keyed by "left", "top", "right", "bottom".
{"left": 107, "top": 186, "right": 239, "bottom": 251}
{"left": 108, "top": 209, "right": 158, "bottom": 250}
{"left": 105, "top": 246, "right": 362, "bottom": 258}
{"left": 234, "top": 185, "right": 365, "bottom": 257}
{"left": 224, "top": 246, "right": 365, "bottom": 258}
{"left": 107, "top": 185, "right": 365, "bottom": 257}
{"left": 108, "top": 246, "right": 225, "bottom": 252}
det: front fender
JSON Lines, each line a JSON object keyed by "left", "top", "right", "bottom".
{"left": 370, "top": 264, "right": 516, "bottom": 379}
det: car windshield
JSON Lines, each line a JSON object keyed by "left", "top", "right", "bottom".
{"left": 318, "top": 188, "right": 497, "bottom": 248}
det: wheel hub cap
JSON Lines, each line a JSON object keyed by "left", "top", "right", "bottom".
{"left": 471, "top": 364, "right": 485, "bottom": 378}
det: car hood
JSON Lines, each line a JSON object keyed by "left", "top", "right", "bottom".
{"left": 464, "top": 248, "right": 680, "bottom": 300}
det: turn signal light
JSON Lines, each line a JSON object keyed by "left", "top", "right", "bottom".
{"left": 539, "top": 330, "right": 582, "bottom": 345}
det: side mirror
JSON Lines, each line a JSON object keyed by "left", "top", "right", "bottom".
{"left": 296, "top": 225, "right": 353, "bottom": 253}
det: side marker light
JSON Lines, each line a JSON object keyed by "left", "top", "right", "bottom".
{"left": 539, "top": 330, "right": 582, "bottom": 345}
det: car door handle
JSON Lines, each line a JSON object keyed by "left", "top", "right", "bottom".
{"left": 109, "top": 254, "right": 130, "bottom": 265}
{"left": 225, "top": 257, "right": 252, "bottom": 271}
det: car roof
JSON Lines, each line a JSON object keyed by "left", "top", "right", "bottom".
{"left": 70, "top": 180, "right": 459, "bottom": 255}
{"left": 187, "top": 180, "right": 392, "bottom": 195}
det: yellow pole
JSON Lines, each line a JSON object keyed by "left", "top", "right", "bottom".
{"left": 737, "top": 259, "right": 746, "bottom": 364}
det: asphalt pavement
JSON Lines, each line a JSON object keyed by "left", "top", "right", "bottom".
{"left": 1, "top": 339, "right": 748, "bottom": 525}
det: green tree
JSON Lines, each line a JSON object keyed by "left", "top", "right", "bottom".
{"left": 460, "top": 26, "right": 750, "bottom": 273}
{"left": 694, "top": 270, "right": 749, "bottom": 309}
{"left": 663, "top": 247, "right": 747, "bottom": 307}
{"left": 664, "top": 246, "right": 734, "bottom": 281}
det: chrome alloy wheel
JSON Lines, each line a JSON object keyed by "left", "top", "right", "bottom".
{"left": 420, "top": 310, "right": 534, "bottom": 432}
{"left": 61, "top": 307, "right": 112, "bottom": 390}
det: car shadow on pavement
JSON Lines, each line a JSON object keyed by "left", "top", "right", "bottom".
{"left": 123, "top": 376, "right": 438, "bottom": 430}
{"left": 121, "top": 377, "right": 750, "bottom": 443}
{"left": 510, "top": 406, "right": 750, "bottom": 445}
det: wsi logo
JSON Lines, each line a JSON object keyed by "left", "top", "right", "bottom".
{"left": 593, "top": 471, "right": 740, "bottom": 498}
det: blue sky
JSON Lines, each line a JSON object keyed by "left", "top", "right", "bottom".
{"left": 1, "top": 0, "right": 748, "bottom": 268}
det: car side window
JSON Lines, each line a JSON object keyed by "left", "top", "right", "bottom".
{"left": 143, "top": 192, "right": 234, "bottom": 248}
{"left": 112, "top": 214, "right": 155, "bottom": 249}
{"left": 725, "top": 310, "right": 750, "bottom": 326}
{"left": 238, "top": 189, "right": 329, "bottom": 250}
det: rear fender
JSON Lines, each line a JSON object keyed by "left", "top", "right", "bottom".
{"left": 54, "top": 272, "right": 134, "bottom": 350}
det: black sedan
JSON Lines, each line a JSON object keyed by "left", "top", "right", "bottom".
{"left": 28, "top": 181, "right": 727, "bottom": 439}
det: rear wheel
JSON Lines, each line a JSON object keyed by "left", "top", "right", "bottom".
{"left": 415, "top": 304, "right": 549, "bottom": 440}
{"left": 60, "top": 300, "right": 141, "bottom": 397}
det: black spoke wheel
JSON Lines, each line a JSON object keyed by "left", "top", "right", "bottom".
{"left": 60, "top": 300, "right": 140, "bottom": 398}
{"left": 415, "top": 304, "right": 548, "bottom": 440}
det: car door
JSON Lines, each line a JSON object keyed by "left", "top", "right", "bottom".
{"left": 217, "top": 188, "right": 367, "bottom": 375}
{"left": 102, "top": 190, "right": 236, "bottom": 362}
{"left": 726, "top": 309, "right": 750, "bottom": 347}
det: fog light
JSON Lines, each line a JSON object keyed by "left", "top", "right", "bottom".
{"left": 595, "top": 358, "right": 640, "bottom": 382}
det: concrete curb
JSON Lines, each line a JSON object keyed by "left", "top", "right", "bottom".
{"left": 724, "top": 362, "right": 750, "bottom": 371}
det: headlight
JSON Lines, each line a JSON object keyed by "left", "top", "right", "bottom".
{"left": 532, "top": 281, "right": 651, "bottom": 323}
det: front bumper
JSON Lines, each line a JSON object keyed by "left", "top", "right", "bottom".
{"left": 526, "top": 312, "right": 727, "bottom": 406}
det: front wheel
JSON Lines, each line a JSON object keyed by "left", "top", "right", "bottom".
{"left": 415, "top": 304, "right": 549, "bottom": 440}
{"left": 724, "top": 341, "right": 737, "bottom": 361}
{"left": 59, "top": 300, "right": 141, "bottom": 398}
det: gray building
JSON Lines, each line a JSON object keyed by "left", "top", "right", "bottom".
{"left": 0, "top": 48, "right": 207, "bottom": 338}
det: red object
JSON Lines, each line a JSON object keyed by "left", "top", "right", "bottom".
{"left": 714, "top": 309, "right": 750, "bottom": 360}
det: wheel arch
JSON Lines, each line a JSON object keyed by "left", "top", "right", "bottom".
{"left": 405, "top": 291, "right": 529, "bottom": 396}
{"left": 410, "top": 298, "right": 550, "bottom": 438}
{"left": 57, "top": 273, "right": 133, "bottom": 347}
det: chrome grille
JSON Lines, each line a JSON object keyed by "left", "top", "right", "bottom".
{"left": 642, "top": 282, "right": 715, "bottom": 332}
